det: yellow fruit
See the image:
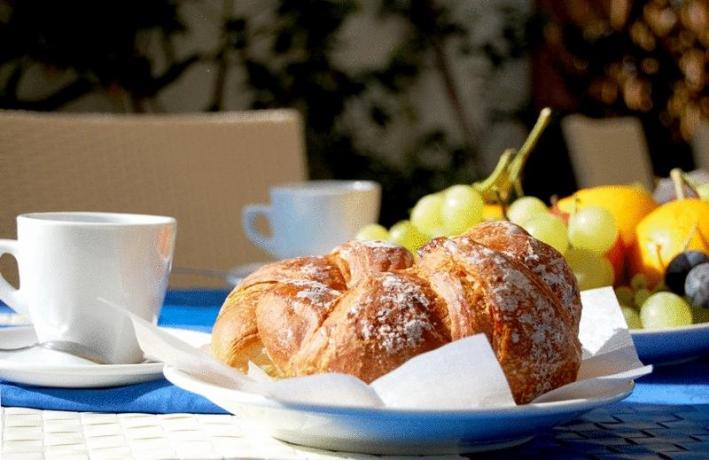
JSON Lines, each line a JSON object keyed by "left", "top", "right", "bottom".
{"left": 629, "top": 198, "right": 709, "bottom": 287}
{"left": 557, "top": 185, "right": 657, "bottom": 245}
{"left": 482, "top": 204, "right": 504, "bottom": 221}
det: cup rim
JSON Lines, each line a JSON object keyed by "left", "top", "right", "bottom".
{"left": 271, "top": 180, "right": 380, "bottom": 194}
{"left": 18, "top": 212, "right": 176, "bottom": 226}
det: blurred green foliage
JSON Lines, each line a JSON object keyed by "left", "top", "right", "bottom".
{"left": 0, "top": 0, "right": 196, "bottom": 112}
{"left": 0, "top": 0, "right": 528, "bottom": 224}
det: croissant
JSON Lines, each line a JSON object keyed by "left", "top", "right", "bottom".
{"left": 211, "top": 221, "right": 582, "bottom": 404}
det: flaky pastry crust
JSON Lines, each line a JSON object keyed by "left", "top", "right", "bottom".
{"left": 211, "top": 222, "right": 582, "bottom": 403}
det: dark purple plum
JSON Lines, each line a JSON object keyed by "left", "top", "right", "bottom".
{"left": 665, "top": 251, "right": 709, "bottom": 295}
{"left": 685, "top": 263, "right": 709, "bottom": 309}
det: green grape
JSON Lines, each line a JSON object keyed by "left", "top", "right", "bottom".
{"left": 640, "top": 292, "right": 693, "bottom": 329}
{"left": 522, "top": 214, "right": 569, "bottom": 255}
{"left": 652, "top": 281, "right": 668, "bottom": 293}
{"left": 507, "top": 196, "right": 549, "bottom": 225}
{"left": 355, "top": 224, "right": 389, "bottom": 242}
{"left": 634, "top": 288, "right": 651, "bottom": 308}
{"left": 621, "top": 305, "right": 643, "bottom": 329}
{"left": 614, "top": 286, "right": 634, "bottom": 307}
{"left": 630, "top": 273, "right": 648, "bottom": 291}
{"left": 429, "top": 227, "right": 449, "bottom": 238}
{"left": 411, "top": 194, "right": 444, "bottom": 236}
{"left": 565, "top": 248, "right": 615, "bottom": 290}
{"left": 567, "top": 207, "right": 619, "bottom": 253}
{"left": 441, "top": 185, "right": 484, "bottom": 234}
{"left": 692, "top": 305, "right": 709, "bottom": 324}
{"left": 389, "top": 220, "right": 428, "bottom": 252}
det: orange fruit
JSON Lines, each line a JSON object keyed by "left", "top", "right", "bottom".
{"left": 483, "top": 203, "right": 504, "bottom": 221}
{"left": 629, "top": 198, "right": 709, "bottom": 287}
{"left": 557, "top": 185, "right": 657, "bottom": 246}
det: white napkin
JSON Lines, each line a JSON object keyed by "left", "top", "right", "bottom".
{"left": 577, "top": 288, "right": 649, "bottom": 380}
{"left": 121, "top": 286, "right": 651, "bottom": 410}
{"left": 531, "top": 288, "right": 651, "bottom": 403}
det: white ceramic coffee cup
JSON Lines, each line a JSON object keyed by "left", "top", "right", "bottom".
{"left": 242, "top": 180, "right": 380, "bottom": 259}
{"left": 0, "top": 212, "right": 176, "bottom": 364}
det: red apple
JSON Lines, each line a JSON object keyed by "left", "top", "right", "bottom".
{"left": 549, "top": 204, "right": 570, "bottom": 224}
{"left": 605, "top": 235, "right": 626, "bottom": 286}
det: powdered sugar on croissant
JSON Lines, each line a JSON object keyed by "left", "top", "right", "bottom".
{"left": 211, "top": 221, "right": 582, "bottom": 404}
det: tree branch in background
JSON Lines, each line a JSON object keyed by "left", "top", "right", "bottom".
{"left": 1, "top": 77, "right": 94, "bottom": 111}
{"left": 401, "top": 0, "right": 482, "bottom": 175}
{"left": 130, "top": 94, "right": 146, "bottom": 113}
{"left": 430, "top": 36, "right": 481, "bottom": 173}
{"left": 160, "top": 29, "right": 177, "bottom": 65}
{"left": 0, "top": 62, "right": 25, "bottom": 106}
{"left": 151, "top": 54, "right": 201, "bottom": 94}
{"left": 208, "top": 0, "right": 234, "bottom": 112}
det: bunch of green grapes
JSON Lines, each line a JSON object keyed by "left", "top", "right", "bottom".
{"left": 357, "top": 188, "right": 621, "bottom": 293}
{"left": 506, "top": 197, "right": 619, "bottom": 292}
{"left": 355, "top": 109, "right": 554, "bottom": 254}
{"left": 356, "top": 185, "right": 484, "bottom": 253}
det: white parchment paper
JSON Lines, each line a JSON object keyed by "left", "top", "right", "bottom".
{"left": 124, "top": 286, "right": 651, "bottom": 409}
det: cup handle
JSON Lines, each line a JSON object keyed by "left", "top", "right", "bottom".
{"left": 0, "top": 239, "right": 27, "bottom": 316}
{"left": 242, "top": 204, "right": 277, "bottom": 255}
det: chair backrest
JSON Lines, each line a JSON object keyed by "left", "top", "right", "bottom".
{"left": 561, "top": 114, "right": 655, "bottom": 189}
{"left": 0, "top": 109, "right": 306, "bottom": 287}
{"left": 692, "top": 120, "right": 709, "bottom": 171}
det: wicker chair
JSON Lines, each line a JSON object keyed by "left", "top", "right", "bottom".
{"left": 562, "top": 114, "right": 655, "bottom": 189}
{"left": 692, "top": 120, "right": 709, "bottom": 171}
{"left": 0, "top": 109, "right": 306, "bottom": 287}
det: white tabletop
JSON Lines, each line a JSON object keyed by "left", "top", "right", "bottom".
{"left": 1, "top": 407, "right": 463, "bottom": 460}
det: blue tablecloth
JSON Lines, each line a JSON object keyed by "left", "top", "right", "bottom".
{"left": 2, "top": 289, "right": 709, "bottom": 413}
{"left": 0, "top": 290, "right": 229, "bottom": 414}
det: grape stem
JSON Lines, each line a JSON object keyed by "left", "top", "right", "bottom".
{"left": 682, "top": 222, "right": 698, "bottom": 251}
{"left": 671, "top": 168, "right": 686, "bottom": 200}
{"left": 670, "top": 168, "right": 700, "bottom": 200}
{"left": 654, "top": 242, "right": 664, "bottom": 269}
{"left": 494, "top": 189, "right": 509, "bottom": 220}
{"left": 473, "top": 148, "right": 515, "bottom": 202}
{"left": 472, "top": 108, "right": 552, "bottom": 204}
{"left": 508, "top": 108, "right": 552, "bottom": 187}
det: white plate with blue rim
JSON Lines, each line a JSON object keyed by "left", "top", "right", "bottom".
{"left": 164, "top": 365, "right": 634, "bottom": 455}
{"left": 631, "top": 321, "right": 709, "bottom": 365}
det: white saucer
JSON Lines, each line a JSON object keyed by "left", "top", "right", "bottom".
{"left": 165, "top": 366, "right": 634, "bottom": 455}
{"left": 0, "top": 326, "right": 210, "bottom": 388}
{"left": 225, "top": 261, "right": 268, "bottom": 285}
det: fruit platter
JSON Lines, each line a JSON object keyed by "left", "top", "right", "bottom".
{"left": 355, "top": 109, "right": 709, "bottom": 364}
